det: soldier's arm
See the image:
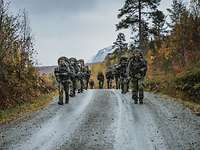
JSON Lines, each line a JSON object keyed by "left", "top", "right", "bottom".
{"left": 140, "top": 60, "right": 148, "bottom": 76}
{"left": 54, "top": 68, "right": 61, "bottom": 82}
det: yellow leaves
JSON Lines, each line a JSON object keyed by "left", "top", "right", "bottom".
{"left": 163, "top": 48, "right": 172, "bottom": 60}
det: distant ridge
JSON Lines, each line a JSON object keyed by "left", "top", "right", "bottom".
{"left": 36, "top": 66, "right": 56, "bottom": 75}
{"left": 89, "top": 46, "right": 114, "bottom": 64}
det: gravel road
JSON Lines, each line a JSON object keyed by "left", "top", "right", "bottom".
{"left": 0, "top": 90, "right": 200, "bottom": 150}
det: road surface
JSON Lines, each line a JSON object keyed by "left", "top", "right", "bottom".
{"left": 0, "top": 90, "right": 200, "bottom": 150}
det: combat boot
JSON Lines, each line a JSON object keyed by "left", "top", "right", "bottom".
{"left": 132, "top": 95, "right": 138, "bottom": 104}
{"left": 58, "top": 101, "right": 64, "bottom": 105}
{"left": 139, "top": 98, "right": 143, "bottom": 104}
{"left": 134, "top": 99, "right": 138, "bottom": 104}
{"left": 139, "top": 89, "right": 144, "bottom": 104}
{"left": 65, "top": 98, "right": 69, "bottom": 104}
{"left": 58, "top": 95, "right": 64, "bottom": 105}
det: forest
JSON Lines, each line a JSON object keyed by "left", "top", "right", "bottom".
{"left": 104, "top": 0, "right": 200, "bottom": 106}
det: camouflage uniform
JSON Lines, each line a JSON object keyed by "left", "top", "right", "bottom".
{"left": 113, "top": 64, "right": 120, "bottom": 89}
{"left": 83, "top": 66, "right": 91, "bottom": 90}
{"left": 69, "top": 57, "right": 78, "bottom": 97}
{"left": 89, "top": 79, "right": 95, "bottom": 89}
{"left": 97, "top": 72, "right": 105, "bottom": 89}
{"left": 105, "top": 67, "right": 114, "bottom": 89}
{"left": 54, "top": 57, "right": 71, "bottom": 105}
{"left": 77, "top": 59, "right": 85, "bottom": 93}
{"left": 118, "top": 57, "right": 129, "bottom": 94}
{"left": 127, "top": 51, "right": 147, "bottom": 104}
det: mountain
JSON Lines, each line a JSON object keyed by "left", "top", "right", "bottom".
{"left": 89, "top": 46, "right": 114, "bottom": 64}
{"left": 36, "top": 66, "right": 56, "bottom": 75}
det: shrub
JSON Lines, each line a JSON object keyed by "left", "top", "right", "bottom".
{"left": 174, "top": 68, "right": 200, "bottom": 99}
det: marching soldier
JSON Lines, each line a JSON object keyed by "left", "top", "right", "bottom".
{"left": 118, "top": 57, "right": 129, "bottom": 94}
{"left": 113, "top": 64, "right": 120, "bottom": 89}
{"left": 89, "top": 79, "right": 95, "bottom": 89}
{"left": 69, "top": 57, "right": 78, "bottom": 97}
{"left": 84, "top": 66, "right": 91, "bottom": 90}
{"left": 127, "top": 50, "right": 147, "bottom": 104}
{"left": 54, "top": 57, "right": 71, "bottom": 105}
{"left": 97, "top": 72, "right": 105, "bottom": 89}
{"left": 105, "top": 66, "right": 114, "bottom": 89}
{"left": 77, "top": 59, "right": 85, "bottom": 93}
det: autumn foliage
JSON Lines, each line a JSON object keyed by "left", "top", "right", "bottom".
{"left": 0, "top": 1, "right": 55, "bottom": 109}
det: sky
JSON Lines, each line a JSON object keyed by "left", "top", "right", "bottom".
{"left": 10, "top": 0, "right": 174, "bottom": 66}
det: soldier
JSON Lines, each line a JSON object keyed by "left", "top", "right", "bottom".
{"left": 69, "top": 57, "right": 78, "bottom": 97}
{"left": 113, "top": 64, "right": 120, "bottom": 89}
{"left": 83, "top": 66, "right": 91, "bottom": 90}
{"left": 77, "top": 59, "right": 85, "bottom": 93}
{"left": 89, "top": 79, "right": 95, "bottom": 89}
{"left": 97, "top": 72, "right": 105, "bottom": 89}
{"left": 105, "top": 66, "right": 114, "bottom": 89}
{"left": 127, "top": 50, "right": 147, "bottom": 104}
{"left": 118, "top": 56, "right": 129, "bottom": 94}
{"left": 54, "top": 57, "right": 71, "bottom": 105}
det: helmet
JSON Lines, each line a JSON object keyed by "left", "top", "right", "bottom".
{"left": 78, "top": 59, "right": 85, "bottom": 67}
{"left": 69, "top": 57, "right": 78, "bottom": 65}
{"left": 78, "top": 59, "right": 84, "bottom": 64}
{"left": 58, "top": 56, "right": 69, "bottom": 65}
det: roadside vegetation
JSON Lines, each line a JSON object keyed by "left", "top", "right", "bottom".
{"left": 0, "top": 0, "right": 56, "bottom": 123}
{"left": 102, "top": 0, "right": 200, "bottom": 113}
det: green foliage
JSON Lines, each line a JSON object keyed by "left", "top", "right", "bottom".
{"left": 144, "top": 79, "right": 161, "bottom": 92}
{"left": 174, "top": 68, "right": 200, "bottom": 98}
{"left": 117, "top": 0, "right": 161, "bottom": 48}
{"left": 167, "top": 0, "right": 186, "bottom": 27}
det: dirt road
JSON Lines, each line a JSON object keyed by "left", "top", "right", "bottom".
{"left": 0, "top": 90, "right": 200, "bottom": 150}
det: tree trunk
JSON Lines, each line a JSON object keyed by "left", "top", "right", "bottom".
{"left": 139, "top": 0, "right": 142, "bottom": 49}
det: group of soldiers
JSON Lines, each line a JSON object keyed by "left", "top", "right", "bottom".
{"left": 54, "top": 50, "right": 147, "bottom": 105}
{"left": 54, "top": 57, "right": 91, "bottom": 105}
{"left": 97, "top": 49, "right": 147, "bottom": 104}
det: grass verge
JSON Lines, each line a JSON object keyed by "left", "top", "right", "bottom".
{"left": 0, "top": 92, "right": 57, "bottom": 124}
{"left": 145, "top": 85, "right": 200, "bottom": 115}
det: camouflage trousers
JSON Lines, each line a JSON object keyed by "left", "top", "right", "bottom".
{"left": 84, "top": 78, "right": 90, "bottom": 90}
{"left": 120, "top": 77, "right": 129, "bottom": 94}
{"left": 76, "top": 78, "right": 84, "bottom": 93}
{"left": 107, "top": 79, "right": 112, "bottom": 89}
{"left": 69, "top": 78, "right": 76, "bottom": 97}
{"left": 98, "top": 80, "right": 104, "bottom": 89}
{"left": 58, "top": 81, "right": 69, "bottom": 105}
{"left": 130, "top": 78, "right": 144, "bottom": 103}
{"left": 115, "top": 78, "right": 120, "bottom": 89}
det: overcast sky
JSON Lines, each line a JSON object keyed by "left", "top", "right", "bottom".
{"left": 10, "top": 0, "right": 173, "bottom": 66}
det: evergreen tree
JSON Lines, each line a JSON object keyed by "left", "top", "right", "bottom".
{"left": 113, "top": 33, "right": 128, "bottom": 51}
{"left": 190, "top": 0, "right": 200, "bottom": 18}
{"left": 150, "top": 10, "right": 166, "bottom": 48}
{"left": 116, "top": 0, "right": 161, "bottom": 49}
{"left": 167, "top": 0, "right": 186, "bottom": 28}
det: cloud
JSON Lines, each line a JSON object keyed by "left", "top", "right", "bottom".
{"left": 10, "top": 0, "right": 173, "bottom": 66}
{"left": 12, "top": 0, "right": 121, "bottom": 15}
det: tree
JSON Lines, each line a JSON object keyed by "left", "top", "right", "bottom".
{"left": 190, "top": 0, "right": 200, "bottom": 18}
{"left": 167, "top": 0, "right": 186, "bottom": 28}
{"left": 113, "top": 33, "right": 128, "bottom": 51}
{"left": 150, "top": 10, "right": 166, "bottom": 48}
{"left": 116, "top": 0, "right": 161, "bottom": 49}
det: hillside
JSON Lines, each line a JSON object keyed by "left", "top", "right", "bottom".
{"left": 89, "top": 46, "right": 115, "bottom": 63}
{"left": 37, "top": 66, "right": 56, "bottom": 75}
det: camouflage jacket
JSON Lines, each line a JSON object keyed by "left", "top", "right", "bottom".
{"left": 128, "top": 58, "right": 147, "bottom": 79}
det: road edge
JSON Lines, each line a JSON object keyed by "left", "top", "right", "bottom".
{"left": 0, "top": 92, "right": 58, "bottom": 125}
